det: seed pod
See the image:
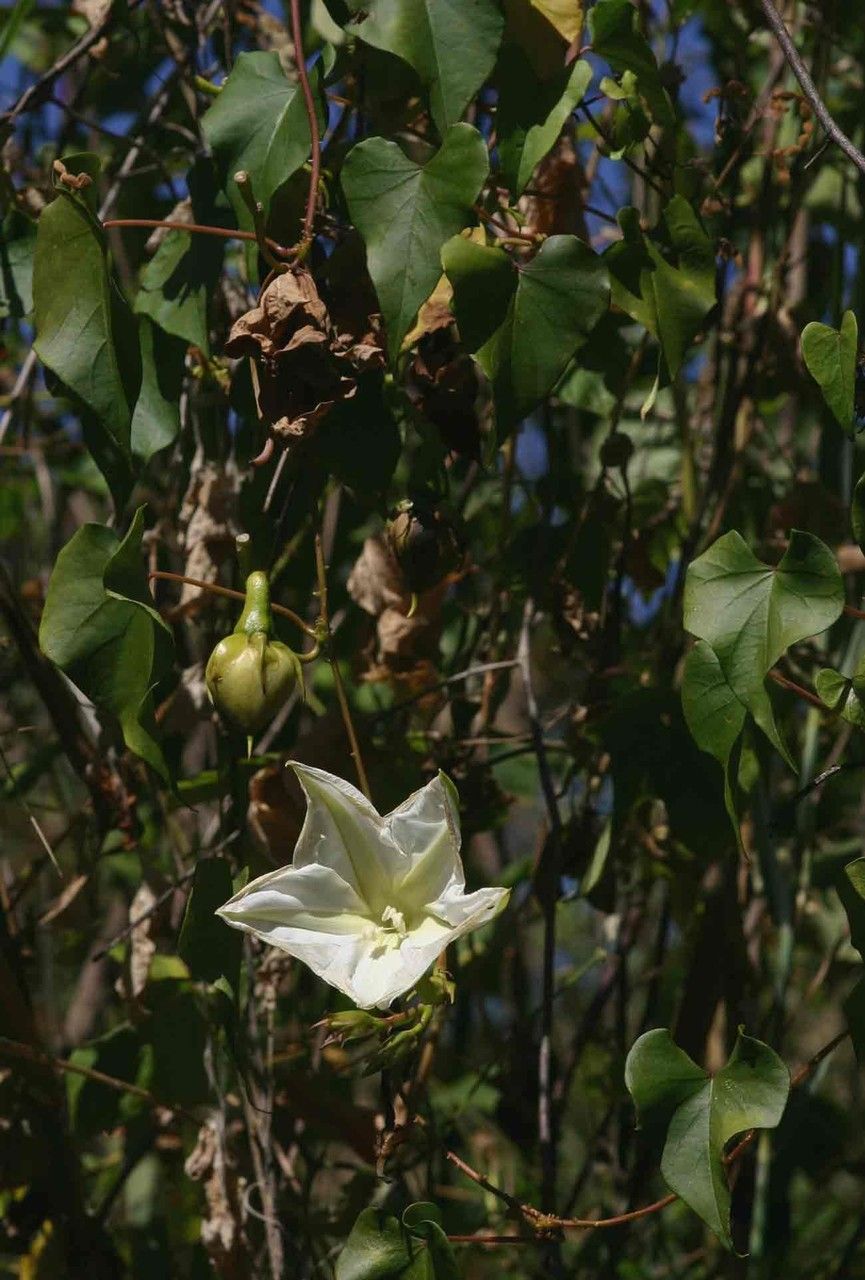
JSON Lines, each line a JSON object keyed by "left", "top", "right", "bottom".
{"left": 386, "top": 499, "right": 463, "bottom": 594}
{"left": 205, "top": 569, "right": 302, "bottom": 735}
{"left": 600, "top": 431, "right": 634, "bottom": 469}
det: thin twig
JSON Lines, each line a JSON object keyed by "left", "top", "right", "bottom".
{"left": 378, "top": 660, "right": 520, "bottom": 719}
{"left": 102, "top": 217, "right": 291, "bottom": 258}
{"left": 2, "top": 0, "right": 144, "bottom": 123}
{"left": 758, "top": 0, "right": 865, "bottom": 177}
{"left": 518, "top": 601, "right": 563, "bottom": 1216}
{"left": 289, "top": 0, "right": 321, "bottom": 255}
{"left": 0, "top": 1036, "right": 195, "bottom": 1121}
{"left": 314, "top": 533, "right": 372, "bottom": 801}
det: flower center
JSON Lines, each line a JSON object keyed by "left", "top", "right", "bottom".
{"left": 380, "top": 905, "right": 407, "bottom": 937}
{"left": 362, "top": 904, "right": 409, "bottom": 955}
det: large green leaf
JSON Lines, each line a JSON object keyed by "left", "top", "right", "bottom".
{"left": 0, "top": 211, "right": 35, "bottom": 318}
{"left": 681, "top": 640, "right": 746, "bottom": 842}
{"left": 67, "top": 1024, "right": 146, "bottom": 1138}
{"left": 348, "top": 0, "right": 504, "bottom": 133}
{"left": 202, "top": 50, "right": 324, "bottom": 236}
{"left": 626, "top": 1028, "right": 790, "bottom": 1249}
{"left": 178, "top": 857, "right": 242, "bottom": 996}
{"left": 606, "top": 198, "right": 715, "bottom": 380}
{"left": 683, "top": 530, "right": 843, "bottom": 764}
{"left": 130, "top": 318, "right": 185, "bottom": 462}
{"left": 39, "top": 509, "right": 173, "bottom": 779}
{"left": 801, "top": 309, "right": 857, "bottom": 433}
{"left": 342, "top": 124, "right": 489, "bottom": 356}
{"left": 134, "top": 159, "right": 228, "bottom": 353}
{"left": 496, "top": 51, "right": 592, "bottom": 196}
{"left": 33, "top": 176, "right": 141, "bottom": 507}
{"left": 589, "top": 0, "right": 674, "bottom": 127}
{"left": 443, "top": 232, "right": 609, "bottom": 436}
{"left": 336, "top": 1202, "right": 457, "bottom": 1280}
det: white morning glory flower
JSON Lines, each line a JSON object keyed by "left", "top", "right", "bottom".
{"left": 215, "top": 763, "right": 509, "bottom": 1009}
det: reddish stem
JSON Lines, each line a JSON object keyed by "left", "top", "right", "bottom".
{"left": 102, "top": 217, "right": 290, "bottom": 258}
{"left": 767, "top": 668, "right": 829, "bottom": 711}
{"left": 148, "top": 570, "right": 316, "bottom": 639}
{"left": 289, "top": 0, "right": 321, "bottom": 252}
{"left": 845, "top": 604, "right": 865, "bottom": 621}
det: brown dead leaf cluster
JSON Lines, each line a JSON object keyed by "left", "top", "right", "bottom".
{"left": 346, "top": 536, "right": 448, "bottom": 693}
{"left": 224, "top": 268, "right": 384, "bottom": 446}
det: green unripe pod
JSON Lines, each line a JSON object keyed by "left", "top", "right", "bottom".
{"left": 205, "top": 631, "right": 302, "bottom": 734}
{"left": 205, "top": 570, "right": 303, "bottom": 736}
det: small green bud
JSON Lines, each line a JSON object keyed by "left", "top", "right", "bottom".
{"left": 386, "top": 499, "right": 463, "bottom": 594}
{"left": 205, "top": 631, "right": 302, "bottom": 734}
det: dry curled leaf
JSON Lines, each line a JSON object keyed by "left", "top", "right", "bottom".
{"left": 185, "top": 1117, "right": 249, "bottom": 1276}
{"left": 347, "top": 536, "right": 450, "bottom": 681}
{"left": 406, "top": 327, "right": 486, "bottom": 460}
{"left": 224, "top": 268, "right": 384, "bottom": 445}
{"left": 127, "top": 883, "right": 157, "bottom": 999}
{"left": 346, "top": 536, "right": 409, "bottom": 617}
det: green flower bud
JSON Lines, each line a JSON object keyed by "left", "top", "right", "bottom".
{"left": 205, "top": 632, "right": 302, "bottom": 734}
{"left": 205, "top": 570, "right": 303, "bottom": 735}
{"left": 386, "top": 499, "right": 464, "bottom": 594}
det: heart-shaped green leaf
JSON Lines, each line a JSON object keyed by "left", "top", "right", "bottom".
{"left": 801, "top": 309, "right": 857, "bottom": 432}
{"left": 130, "top": 318, "right": 185, "bottom": 462}
{"left": 343, "top": 124, "right": 489, "bottom": 356}
{"left": 681, "top": 639, "right": 747, "bottom": 843}
{"left": 497, "top": 51, "right": 592, "bottom": 196}
{"left": 606, "top": 196, "right": 715, "bottom": 380}
{"left": 443, "top": 232, "right": 609, "bottom": 437}
{"left": 33, "top": 169, "right": 141, "bottom": 508}
{"left": 336, "top": 1201, "right": 457, "bottom": 1279}
{"left": 39, "top": 509, "right": 173, "bottom": 779}
{"left": 202, "top": 50, "right": 324, "bottom": 237}
{"left": 589, "top": 0, "right": 675, "bottom": 127}
{"left": 348, "top": 0, "right": 504, "bottom": 133}
{"left": 684, "top": 530, "right": 843, "bottom": 764}
{"left": 626, "top": 1028, "right": 789, "bottom": 1249}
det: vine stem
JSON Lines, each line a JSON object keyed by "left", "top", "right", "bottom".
{"left": 440, "top": 1028, "right": 849, "bottom": 1242}
{"left": 101, "top": 217, "right": 292, "bottom": 258}
{"left": 0, "top": 1035, "right": 195, "bottom": 1122}
{"left": 767, "top": 668, "right": 828, "bottom": 711}
{"left": 518, "top": 600, "right": 562, "bottom": 1215}
{"left": 148, "top": 570, "right": 318, "bottom": 648}
{"left": 758, "top": 0, "right": 865, "bottom": 178}
{"left": 289, "top": 0, "right": 322, "bottom": 256}
{"left": 313, "top": 533, "right": 372, "bottom": 802}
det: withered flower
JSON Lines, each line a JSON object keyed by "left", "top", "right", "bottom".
{"left": 224, "top": 268, "right": 384, "bottom": 444}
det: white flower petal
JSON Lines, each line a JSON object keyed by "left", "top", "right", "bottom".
{"left": 427, "top": 884, "right": 510, "bottom": 938}
{"left": 289, "top": 762, "right": 400, "bottom": 909}
{"left": 347, "top": 935, "right": 445, "bottom": 1009}
{"left": 217, "top": 862, "right": 371, "bottom": 937}
{"left": 387, "top": 772, "right": 464, "bottom": 910}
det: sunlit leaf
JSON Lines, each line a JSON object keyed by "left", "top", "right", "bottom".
{"left": 801, "top": 309, "right": 857, "bottom": 433}
{"left": 343, "top": 124, "right": 489, "bottom": 356}
{"left": 684, "top": 530, "right": 843, "bottom": 765}
{"left": 626, "top": 1028, "right": 789, "bottom": 1249}
{"left": 348, "top": 0, "right": 504, "bottom": 133}
{"left": 496, "top": 51, "right": 591, "bottom": 195}
{"left": 443, "top": 232, "right": 609, "bottom": 436}
{"left": 39, "top": 509, "right": 173, "bottom": 779}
